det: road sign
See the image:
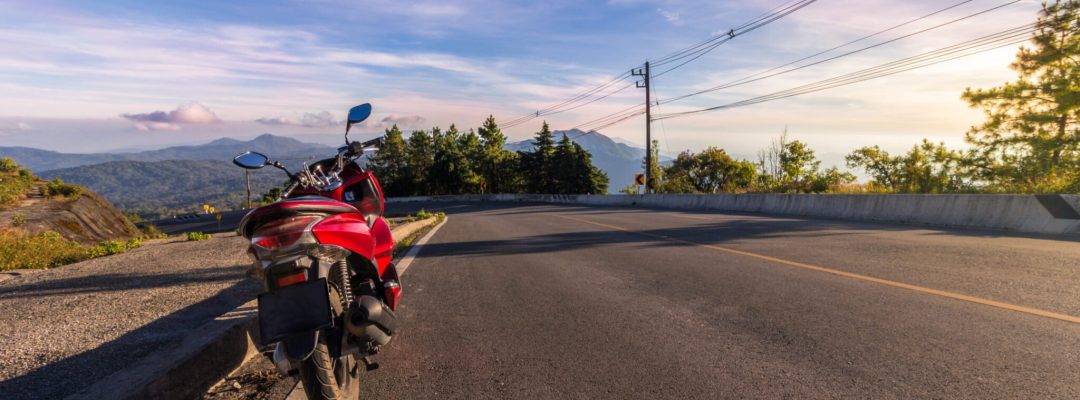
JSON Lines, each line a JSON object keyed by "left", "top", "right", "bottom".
{"left": 216, "top": 213, "right": 222, "bottom": 221}
{"left": 208, "top": 206, "right": 216, "bottom": 214}
{"left": 634, "top": 173, "right": 645, "bottom": 186}
{"left": 203, "top": 204, "right": 210, "bottom": 213}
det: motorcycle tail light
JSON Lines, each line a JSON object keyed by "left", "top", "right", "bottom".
{"left": 252, "top": 216, "right": 321, "bottom": 251}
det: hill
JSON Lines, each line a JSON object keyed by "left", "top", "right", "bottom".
{"left": 0, "top": 160, "right": 139, "bottom": 245}
{"left": 506, "top": 129, "right": 663, "bottom": 192}
{"left": 40, "top": 160, "right": 288, "bottom": 218}
{"left": 0, "top": 134, "right": 336, "bottom": 173}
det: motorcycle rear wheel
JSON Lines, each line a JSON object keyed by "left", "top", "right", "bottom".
{"left": 298, "top": 338, "right": 359, "bottom": 400}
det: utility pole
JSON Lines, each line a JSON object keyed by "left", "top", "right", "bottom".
{"left": 632, "top": 62, "right": 652, "bottom": 194}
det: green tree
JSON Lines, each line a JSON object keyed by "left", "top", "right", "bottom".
{"left": 457, "top": 128, "right": 484, "bottom": 193}
{"left": 847, "top": 140, "right": 966, "bottom": 193}
{"left": 430, "top": 125, "right": 478, "bottom": 195}
{"left": 779, "top": 140, "right": 820, "bottom": 192}
{"left": 519, "top": 122, "right": 557, "bottom": 193}
{"left": 405, "top": 129, "right": 435, "bottom": 195}
{"left": 661, "top": 147, "right": 756, "bottom": 194}
{"left": 550, "top": 135, "right": 609, "bottom": 194}
{"left": 368, "top": 125, "right": 409, "bottom": 196}
{"left": 477, "top": 115, "right": 520, "bottom": 193}
{"left": 961, "top": 1, "right": 1080, "bottom": 192}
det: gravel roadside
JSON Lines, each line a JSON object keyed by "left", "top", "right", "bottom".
{"left": 0, "top": 233, "right": 260, "bottom": 400}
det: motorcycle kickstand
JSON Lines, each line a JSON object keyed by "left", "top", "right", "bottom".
{"left": 361, "top": 356, "right": 379, "bottom": 371}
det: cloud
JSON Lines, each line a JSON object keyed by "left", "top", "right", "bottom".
{"left": 657, "top": 8, "right": 681, "bottom": 25}
{"left": 133, "top": 122, "right": 182, "bottom": 131}
{"left": 0, "top": 121, "right": 33, "bottom": 135}
{"left": 121, "top": 102, "right": 222, "bottom": 130}
{"left": 367, "top": 114, "right": 427, "bottom": 129}
{"left": 255, "top": 111, "right": 343, "bottom": 128}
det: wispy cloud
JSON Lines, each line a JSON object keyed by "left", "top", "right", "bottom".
{"left": 657, "top": 8, "right": 682, "bottom": 25}
{"left": 256, "top": 111, "right": 342, "bottom": 128}
{"left": 366, "top": 115, "right": 427, "bottom": 130}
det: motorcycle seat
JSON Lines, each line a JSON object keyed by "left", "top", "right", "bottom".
{"left": 239, "top": 196, "right": 359, "bottom": 238}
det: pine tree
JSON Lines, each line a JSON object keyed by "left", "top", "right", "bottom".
{"left": 519, "top": 122, "right": 557, "bottom": 193}
{"left": 405, "top": 129, "right": 434, "bottom": 195}
{"left": 368, "top": 125, "right": 408, "bottom": 196}
{"left": 962, "top": 1, "right": 1080, "bottom": 191}
{"left": 477, "top": 115, "right": 519, "bottom": 193}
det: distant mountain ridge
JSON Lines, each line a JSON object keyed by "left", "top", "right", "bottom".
{"left": 0, "top": 134, "right": 336, "bottom": 173}
{"left": 42, "top": 160, "right": 286, "bottom": 217}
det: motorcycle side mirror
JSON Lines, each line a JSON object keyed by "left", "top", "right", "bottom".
{"left": 233, "top": 151, "right": 269, "bottom": 169}
{"left": 345, "top": 103, "right": 372, "bottom": 134}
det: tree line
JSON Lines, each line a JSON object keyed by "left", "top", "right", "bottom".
{"left": 368, "top": 117, "right": 608, "bottom": 197}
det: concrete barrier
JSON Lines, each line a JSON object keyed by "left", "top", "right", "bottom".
{"left": 387, "top": 193, "right": 1080, "bottom": 236}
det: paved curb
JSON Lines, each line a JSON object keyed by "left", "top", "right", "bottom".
{"left": 70, "top": 301, "right": 260, "bottom": 400}
{"left": 391, "top": 216, "right": 437, "bottom": 243}
{"left": 67, "top": 217, "right": 444, "bottom": 400}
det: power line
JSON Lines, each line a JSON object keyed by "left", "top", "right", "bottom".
{"left": 653, "top": 23, "right": 1038, "bottom": 121}
{"left": 572, "top": 104, "right": 646, "bottom": 133}
{"left": 503, "top": 80, "right": 637, "bottom": 128}
{"left": 659, "top": 0, "right": 1017, "bottom": 105}
{"left": 502, "top": 70, "right": 634, "bottom": 127}
{"left": 499, "top": 0, "right": 816, "bottom": 130}
{"left": 652, "top": 0, "right": 818, "bottom": 78}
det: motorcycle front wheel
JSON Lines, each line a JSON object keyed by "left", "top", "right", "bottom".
{"left": 298, "top": 337, "right": 359, "bottom": 400}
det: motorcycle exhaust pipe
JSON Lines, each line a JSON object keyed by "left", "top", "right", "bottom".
{"left": 345, "top": 295, "right": 400, "bottom": 346}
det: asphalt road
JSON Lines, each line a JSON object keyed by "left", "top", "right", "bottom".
{"left": 367, "top": 201, "right": 1080, "bottom": 399}
{"left": 145, "top": 209, "right": 249, "bottom": 235}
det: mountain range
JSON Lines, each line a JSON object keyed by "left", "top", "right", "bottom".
{"left": 0, "top": 131, "right": 652, "bottom": 216}
{"left": 0, "top": 134, "right": 337, "bottom": 173}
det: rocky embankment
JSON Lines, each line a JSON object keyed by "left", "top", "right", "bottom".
{"left": 0, "top": 180, "right": 139, "bottom": 245}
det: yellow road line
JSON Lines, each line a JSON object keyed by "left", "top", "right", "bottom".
{"left": 555, "top": 214, "right": 1080, "bottom": 325}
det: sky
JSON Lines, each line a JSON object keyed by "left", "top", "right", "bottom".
{"left": 0, "top": 0, "right": 1046, "bottom": 166}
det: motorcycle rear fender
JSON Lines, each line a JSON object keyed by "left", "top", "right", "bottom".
{"left": 370, "top": 217, "right": 394, "bottom": 276}
{"left": 311, "top": 213, "right": 376, "bottom": 264}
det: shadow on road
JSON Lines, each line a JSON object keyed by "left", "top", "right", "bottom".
{"left": 0, "top": 266, "right": 245, "bottom": 299}
{"left": 0, "top": 276, "right": 260, "bottom": 400}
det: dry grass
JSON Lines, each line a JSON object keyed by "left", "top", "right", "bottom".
{"left": 0, "top": 228, "right": 141, "bottom": 271}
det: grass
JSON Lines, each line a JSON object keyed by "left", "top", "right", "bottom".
{"left": 0, "top": 229, "right": 141, "bottom": 271}
{"left": 140, "top": 224, "right": 169, "bottom": 239}
{"left": 391, "top": 211, "right": 445, "bottom": 257}
{"left": 186, "top": 231, "right": 212, "bottom": 241}
{"left": 415, "top": 208, "right": 434, "bottom": 220}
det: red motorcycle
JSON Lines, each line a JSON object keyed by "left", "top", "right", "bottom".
{"left": 232, "top": 103, "right": 400, "bottom": 399}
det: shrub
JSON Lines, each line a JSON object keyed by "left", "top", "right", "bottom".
{"left": 141, "top": 224, "right": 168, "bottom": 239}
{"left": 0, "top": 157, "right": 19, "bottom": 173}
{"left": 415, "top": 209, "right": 432, "bottom": 220}
{"left": 0, "top": 159, "right": 36, "bottom": 209}
{"left": 186, "top": 232, "right": 211, "bottom": 241}
{"left": 10, "top": 213, "right": 26, "bottom": 227}
{"left": 44, "top": 178, "right": 84, "bottom": 199}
